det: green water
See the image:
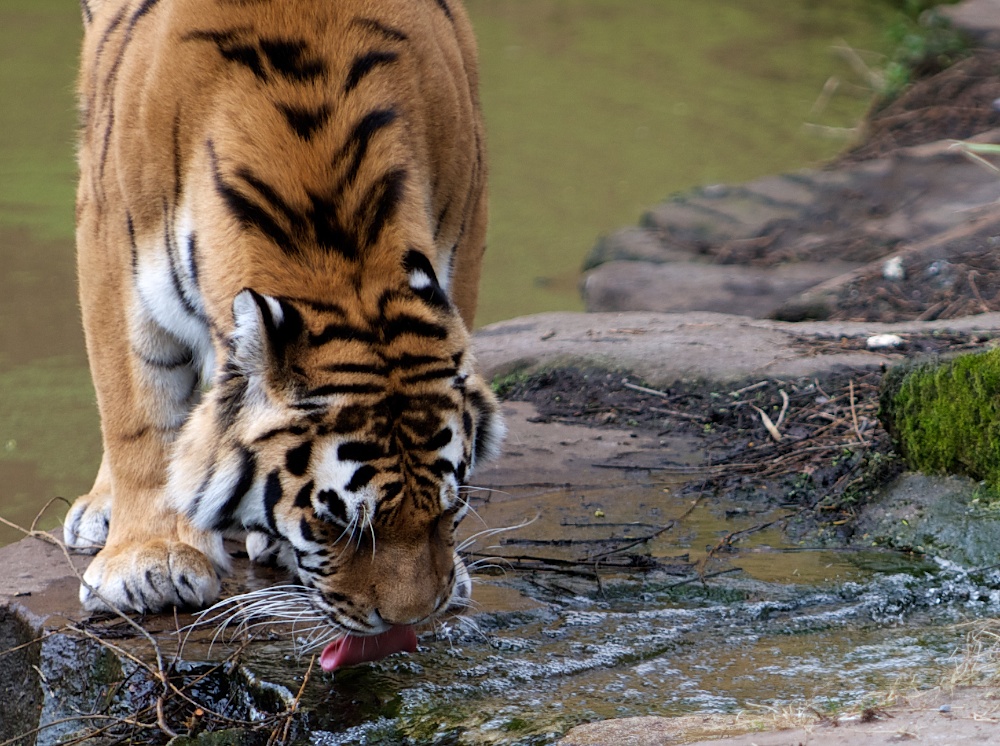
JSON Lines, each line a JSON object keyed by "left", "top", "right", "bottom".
{"left": 0, "top": 0, "right": 897, "bottom": 541}
{"left": 469, "top": 0, "right": 897, "bottom": 322}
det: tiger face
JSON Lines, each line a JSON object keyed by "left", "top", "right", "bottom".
{"left": 168, "top": 280, "right": 503, "bottom": 632}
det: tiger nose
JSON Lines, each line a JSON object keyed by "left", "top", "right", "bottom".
{"left": 376, "top": 591, "right": 443, "bottom": 627}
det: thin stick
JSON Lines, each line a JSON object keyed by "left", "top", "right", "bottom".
{"left": 751, "top": 404, "right": 783, "bottom": 443}
{"left": 849, "top": 380, "right": 864, "bottom": 444}
{"left": 622, "top": 381, "right": 671, "bottom": 399}
{"left": 775, "top": 390, "right": 790, "bottom": 430}
{"left": 729, "top": 380, "right": 769, "bottom": 396}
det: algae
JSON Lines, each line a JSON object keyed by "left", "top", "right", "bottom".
{"left": 879, "top": 350, "right": 1000, "bottom": 487}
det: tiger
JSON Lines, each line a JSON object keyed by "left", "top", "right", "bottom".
{"left": 65, "top": 0, "right": 503, "bottom": 665}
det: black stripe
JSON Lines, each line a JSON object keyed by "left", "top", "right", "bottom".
{"left": 305, "top": 383, "right": 383, "bottom": 397}
{"left": 384, "top": 352, "right": 445, "bottom": 368}
{"left": 187, "top": 233, "right": 202, "bottom": 297}
{"left": 309, "top": 323, "right": 376, "bottom": 346}
{"left": 126, "top": 212, "right": 138, "bottom": 275}
{"left": 403, "top": 249, "right": 451, "bottom": 310}
{"left": 401, "top": 366, "right": 459, "bottom": 385}
{"left": 299, "top": 516, "right": 316, "bottom": 542}
{"left": 295, "top": 481, "right": 315, "bottom": 509}
{"left": 213, "top": 449, "right": 257, "bottom": 531}
{"left": 317, "top": 489, "right": 348, "bottom": 524}
{"left": 171, "top": 110, "right": 182, "bottom": 200}
{"left": 80, "top": 0, "right": 92, "bottom": 24}
{"left": 236, "top": 167, "right": 305, "bottom": 234}
{"left": 260, "top": 38, "right": 325, "bottom": 82}
{"left": 346, "top": 465, "right": 377, "bottom": 492}
{"left": 254, "top": 425, "right": 309, "bottom": 443}
{"left": 162, "top": 199, "right": 206, "bottom": 322}
{"left": 131, "top": 0, "right": 162, "bottom": 24}
{"left": 184, "top": 30, "right": 267, "bottom": 79}
{"left": 135, "top": 349, "right": 193, "bottom": 370}
{"left": 285, "top": 441, "right": 312, "bottom": 476}
{"left": 338, "top": 441, "right": 384, "bottom": 463}
{"left": 344, "top": 50, "right": 398, "bottom": 94}
{"left": 321, "top": 362, "right": 387, "bottom": 376}
{"left": 429, "top": 458, "right": 456, "bottom": 477}
{"left": 432, "top": 0, "right": 454, "bottom": 21}
{"left": 351, "top": 18, "right": 409, "bottom": 43}
{"left": 223, "top": 43, "right": 266, "bottom": 79}
{"left": 98, "top": 106, "right": 115, "bottom": 193}
{"left": 308, "top": 192, "right": 358, "bottom": 259}
{"left": 361, "top": 168, "right": 406, "bottom": 248}
{"left": 381, "top": 481, "right": 403, "bottom": 502}
{"left": 298, "top": 298, "right": 348, "bottom": 316}
{"left": 278, "top": 103, "right": 332, "bottom": 140}
{"left": 337, "top": 108, "right": 398, "bottom": 191}
{"left": 425, "top": 427, "right": 454, "bottom": 451}
{"left": 381, "top": 313, "right": 448, "bottom": 343}
{"left": 263, "top": 470, "right": 283, "bottom": 533}
{"left": 210, "top": 142, "right": 297, "bottom": 254}
{"left": 328, "top": 405, "right": 368, "bottom": 435}
{"left": 434, "top": 198, "right": 451, "bottom": 240}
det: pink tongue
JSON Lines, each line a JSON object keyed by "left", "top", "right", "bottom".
{"left": 319, "top": 626, "right": 418, "bottom": 672}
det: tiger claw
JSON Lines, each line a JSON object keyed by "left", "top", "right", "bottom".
{"left": 64, "top": 492, "right": 112, "bottom": 554}
{"left": 81, "top": 539, "right": 221, "bottom": 613}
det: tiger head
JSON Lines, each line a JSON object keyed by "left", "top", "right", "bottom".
{"left": 167, "top": 252, "right": 503, "bottom": 639}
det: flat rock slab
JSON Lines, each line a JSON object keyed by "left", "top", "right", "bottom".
{"left": 473, "top": 309, "right": 1000, "bottom": 388}
{"left": 561, "top": 688, "right": 1000, "bottom": 746}
{"left": 581, "top": 260, "right": 857, "bottom": 317}
{"left": 941, "top": 0, "right": 1000, "bottom": 48}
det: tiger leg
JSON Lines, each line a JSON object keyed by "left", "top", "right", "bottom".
{"left": 72, "top": 216, "right": 228, "bottom": 613}
{"left": 449, "top": 161, "right": 489, "bottom": 329}
{"left": 63, "top": 452, "right": 112, "bottom": 553}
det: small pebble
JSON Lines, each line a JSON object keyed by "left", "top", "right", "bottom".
{"left": 992, "top": 97, "right": 1000, "bottom": 113}
{"left": 867, "top": 333, "right": 904, "bottom": 350}
{"left": 939, "top": 704, "right": 952, "bottom": 713}
{"left": 882, "top": 256, "right": 905, "bottom": 281}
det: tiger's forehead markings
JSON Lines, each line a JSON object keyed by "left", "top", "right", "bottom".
{"left": 312, "top": 440, "right": 380, "bottom": 523}
{"left": 184, "top": 30, "right": 327, "bottom": 84}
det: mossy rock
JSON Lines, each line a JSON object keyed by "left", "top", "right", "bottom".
{"left": 879, "top": 349, "right": 1000, "bottom": 486}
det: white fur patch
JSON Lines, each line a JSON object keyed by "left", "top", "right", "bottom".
{"left": 409, "top": 269, "right": 432, "bottom": 290}
{"left": 434, "top": 255, "right": 452, "bottom": 294}
{"left": 134, "top": 233, "right": 214, "bottom": 386}
{"left": 312, "top": 441, "right": 377, "bottom": 526}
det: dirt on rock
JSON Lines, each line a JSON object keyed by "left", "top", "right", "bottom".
{"left": 840, "top": 49, "right": 1000, "bottom": 164}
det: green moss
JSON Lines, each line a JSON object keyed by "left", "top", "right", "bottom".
{"left": 879, "top": 350, "right": 1000, "bottom": 487}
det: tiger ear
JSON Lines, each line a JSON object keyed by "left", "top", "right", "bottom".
{"left": 230, "top": 289, "right": 303, "bottom": 374}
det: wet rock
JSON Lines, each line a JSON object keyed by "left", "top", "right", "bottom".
{"left": 582, "top": 131, "right": 1000, "bottom": 320}
{"left": 0, "top": 606, "right": 42, "bottom": 744}
{"left": 582, "top": 260, "right": 854, "bottom": 317}
{"left": 584, "top": 227, "right": 694, "bottom": 269}
{"left": 560, "top": 716, "right": 689, "bottom": 745}
{"left": 473, "top": 309, "right": 1000, "bottom": 388}
{"left": 940, "top": 0, "right": 1000, "bottom": 49}
{"left": 853, "top": 473, "right": 1000, "bottom": 566}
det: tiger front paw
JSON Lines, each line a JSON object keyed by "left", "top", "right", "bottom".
{"left": 64, "top": 491, "right": 112, "bottom": 554}
{"left": 81, "top": 539, "right": 221, "bottom": 613}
